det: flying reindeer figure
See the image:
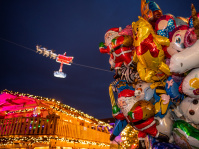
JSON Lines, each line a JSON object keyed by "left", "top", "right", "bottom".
{"left": 36, "top": 45, "right": 43, "bottom": 54}
{"left": 36, "top": 45, "right": 57, "bottom": 59}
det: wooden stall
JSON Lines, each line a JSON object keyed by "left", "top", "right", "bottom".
{"left": 0, "top": 90, "right": 110, "bottom": 149}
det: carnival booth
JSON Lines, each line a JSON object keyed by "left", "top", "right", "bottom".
{"left": 0, "top": 90, "right": 110, "bottom": 149}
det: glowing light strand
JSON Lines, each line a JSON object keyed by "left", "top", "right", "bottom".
{"left": 1, "top": 90, "right": 111, "bottom": 128}
{"left": 0, "top": 136, "right": 110, "bottom": 147}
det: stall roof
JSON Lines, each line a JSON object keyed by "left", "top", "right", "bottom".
{"left": 0, "top": 89, "right": 111, "bottom": 128}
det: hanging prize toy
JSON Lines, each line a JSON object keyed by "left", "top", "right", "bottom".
{"left": 54, "top": 52, "right": 74, "bottom": 78}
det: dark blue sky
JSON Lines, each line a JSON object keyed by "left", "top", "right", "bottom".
{"left": 0, "top": 0, "right": 199, "bottom": 119}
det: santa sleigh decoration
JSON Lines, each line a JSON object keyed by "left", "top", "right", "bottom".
{"left": 54, "top": 52, "right": 74, "bottom": 78}
{"left": 36, "top": 45, "right": 74, "bottom": 78}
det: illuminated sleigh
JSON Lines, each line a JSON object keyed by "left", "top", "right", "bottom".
{"left": 54, "top": 52, "right": 74, "bottom": 78}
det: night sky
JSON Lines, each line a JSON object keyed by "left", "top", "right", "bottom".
{"left": 1, "top": 0, "right": 199, "bottom": 119}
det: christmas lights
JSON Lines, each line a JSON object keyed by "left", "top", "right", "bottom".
{"left": 0, "top": 136, "right": 110, "bottom": 147}
{"left": 5, "top": 107, "right": 46, "bottom": 114}
{"left": 1, "top": 90, "right": 111, "bottom": 128}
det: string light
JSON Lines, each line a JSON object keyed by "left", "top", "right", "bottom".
{"left": 1, "top": 89, "right": 112, "bottom": 128}
{"left": 5, "top": 107, "right": 46, "bottom": 114}
{"left": 0, "top": 136, "right": 110, "bottom": 147}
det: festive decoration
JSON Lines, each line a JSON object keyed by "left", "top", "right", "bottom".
{"left": 169, "top": 5, "right": 199, "bottom": 74}
{"left": 5, "top": 107, "right": 46, "bottom": 115}
{"left": 191, "top": 4, "right": 199, "bottom": 39}
{"left": 119, "top": 25, "right": 134, "bottom": 38}
{"left": 173, "top": 120, "right": 199, "bottom": 149}
{"left": 110, "top": 119, "right": 128, "bottom": 142}
{"left": 0, "top": 89, "right": 111, "bottom": 149}
{"left": 182, "top": 68, "right": 199, "bottom": 98}
{"left": 32, "top": 107, "right": 41, "bottom": 117}
{"left": 175, "top": 16, "right": 188, "bottom": 27}
{"left": 134, "top": 82, "right": 153, "bottom": 101}
{"left": 132, "top": 16, "right": 170, "bottom": 82}
{"left": 99, "top": 27, "right": 135, "bottom": 79}
{"left": 134, "top": 82, "right": 174, "bottom": 140}
{"left": 155, "top": 15, "right": 176, "bottom": 38}
{"left": 110, "top": 65, "right": 141, "bottom": 92}
{"left": 115, "top": 80, "right": 134, "bottom": 93}
{"left": 1, "top": 89, "right": 111, "bottom": 128}
{"left": 141, "top": 0, "right": 163, "bottom": 28}
{"left": 169, "top": 40, "right": 199, "bottom": 74}
{"left": 135, "top": 81, "right": 172, "bottom": 118}
{"left": 154, "top": 110, "right": 173, "bottom": 141}
{"left": 36, "top": 45, "right": 74, "bottom": 78}
{"left": 174, "top": 97, "right": 199, "bottom": 125}
{"left": 113, "top": 88, "right": 169, "bottom": 148}
{"left": 54, "top": 52, "right": 74, "bottom": 78}
{"left": 0, "top": 136, "right": 110, "bottom": 147}
{"left": 99, "top": 2, "right": 199, "bottom": 149}
{"left": 165, "top": 25, "right": 194, "bottom": 58}
{"left": 120, "top": 124, "right": 138, "bottom": 148}
{"left": 165, "top": 76, "right": 184, "bottom": 105}
{"left": 36, "top": 45, "right": 57, "bottom": 59}
{"left": 152, "top": 85, "right": 171, "bottom": 119}
{"left": 99, "top": 27, "right": 121, "bottom": 71}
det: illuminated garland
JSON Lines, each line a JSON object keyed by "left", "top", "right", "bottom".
{"left": 1, "top": 90, "right": 111, "bottom": 128}
{"left": 5, "top": 107, "right": 46, "bottom": 114}
{"left": 0, "top": 136, "right": 110, "bottom": 147}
